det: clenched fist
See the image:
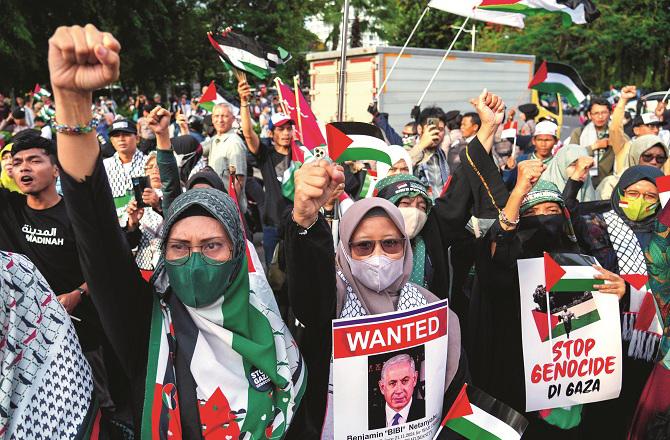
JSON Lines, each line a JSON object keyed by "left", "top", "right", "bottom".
{"left": 48, "top": 24, "right": 121, "bottom": 94}
{"left": 293, "top": 160, "right": 345, "bottom": 228}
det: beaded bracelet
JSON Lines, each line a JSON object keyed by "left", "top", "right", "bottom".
{"left": 53, "top": 117, "right": 99, "bottom": 135}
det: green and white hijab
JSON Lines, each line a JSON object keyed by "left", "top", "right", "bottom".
{"left": 144, "top": 189, "right": 306, "bottom": 439}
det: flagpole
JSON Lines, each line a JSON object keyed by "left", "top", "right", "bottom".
{"left": 337, "top": 0, "right": 351, "bottom": 122}
{"left": 293, "top": 75, "right": 304, "bottom": 144}
{"left": 415, "top": 16, "right": 470, "bottom": 108}
{"left": 662, "top": 86, "right": 670, "bottom": 105}
{"left": 376, "top": 5, "right": 430, "bottom": 101}
{"left": 431, "top": 425, "right": 445, "bottom": 440}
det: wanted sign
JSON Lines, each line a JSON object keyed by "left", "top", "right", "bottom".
{"left": 517, "top": 253, "right": 622, "bottom": 411}
{"left": 331, "top": 300, "right": 449, "bottom": 440}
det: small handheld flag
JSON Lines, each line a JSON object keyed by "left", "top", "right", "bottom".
{"left": 435, "top": 383, "right": 528, "bottom": 440}
{"left": 208, "top": 29, "right": 291, "bottom": 80}
{"left": 528, "top": 61, "right": 591, "bottom": 107}
{"left": 325, "top": 122, "right": 392, "bottom": 166}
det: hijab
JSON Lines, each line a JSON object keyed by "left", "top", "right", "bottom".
{"left": 0, "top": 252, "right": 96, "bottom": 438}
{"left": 334, "top": 197, "right": 438, "bottom": 316}
{"left": 0, "top": 144, "right": 20, "bottom": 193}
{"left": 626, "top": 134, "right": 669, "bottom": 169}
{"left": 375, "top": 145, "right": 413, "bottom": 179}
{"left": 611, "top": 165, "right": 663, "bottom": 240}
{"left": 145, "top": 189, "right": 305, "bottom": 439}
{"left": 541, "top": 144, "right": 596, "bottom": 202}
{"left": 172, "top": 135, "right": 203, "bottom": 184}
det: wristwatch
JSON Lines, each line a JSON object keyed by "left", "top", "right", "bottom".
{"left": 76, "top": 287, "right": 86, "bottom": 296}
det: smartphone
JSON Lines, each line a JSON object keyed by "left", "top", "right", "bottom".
{"left": 132, "top": 176, "right": 149, "bottom": 208}
{"left": 426, "top": 117, "right": 439, "bottom": 127}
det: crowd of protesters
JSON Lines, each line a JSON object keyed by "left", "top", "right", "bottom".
{"left": 1, "top": 24, "right": 670, "bottom": 440}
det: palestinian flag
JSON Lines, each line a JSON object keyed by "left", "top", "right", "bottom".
{"left": 502, "top": 120, "right": 518, "bottom": 139}
{"left": 198, "top": 80, "right": 227, "bottom": 113}
{"left": 479, "top": 0, "right": 600, "bottom": 26}
{"left": 39, "top": 105, "right": 56, "bottom": 121}
{"left": 429, "top": 0, "right": 525, "bottom": 28}
{"left": 656, "top": 175, "right": 670, "bottom": 209}
{"left": 32, "top": 84, "right": 51, "bottom": 101}
{"left": 532, "top": 253, "right": 602, "bottom": 341}
{"left": 430, "top": 0, "right": 599, "bottom": 29}
{"left": 326, "top": 122, "right": 393, "bottom": 166}
{"left": 440, "top": 383, "right": 528, "bottom": 440}
{"left": 208, "top": 30, "right": 291, "bottom": 80}
{"left": 528, "top": 61, "right": 591, "bottom": 107}
{"left": 358, "top": 169, "right": 378, "bottom": 199}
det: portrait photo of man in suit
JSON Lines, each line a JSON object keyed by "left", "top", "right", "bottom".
{"left": 368, "top": 353, "right": 425, "bottom": 429}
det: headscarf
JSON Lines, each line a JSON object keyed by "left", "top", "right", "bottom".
{"left": 375, "top": 145, "right": 413, "bottom": 179}
{"left": 334, "top": 197, "right": 438, "bottom": 316}
{"left": 626, "top": 134, "right": 669, "bottom": 169}
{"left": 171, "top": 135, "right": 203, "bottom": 184}
{"left": 540, "top": 144, "right": 596, "bottom": 202}
{"left": 374, "top": 173, "right": 432, "bottom": 212}
{"left": 517, "top": 180, "right": 579, "bottom": 258}
{"left": 611, "top": 165, "right": 664, "bottom": 239}
{"left": 0, "top": 252, "right": 97, "bottom": 438}
{"left": 0, "top": 144, "right": 20, "bottom": 193}
{"left": 145, "top": 189, "right": 305, "bottom": 439}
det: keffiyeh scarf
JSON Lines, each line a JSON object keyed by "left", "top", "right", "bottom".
{"left": 102, "top": 150, "right": 147, "bottom": 225}
{"left": 0, "top": 252, "right": 97, "bottom": 439}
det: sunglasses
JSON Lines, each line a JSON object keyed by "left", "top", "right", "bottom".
{"left": 349, "top": 238, "right": 404, "bottom": 258}
{"left": 640, "top": 153, "right": 667, "bottom": 164}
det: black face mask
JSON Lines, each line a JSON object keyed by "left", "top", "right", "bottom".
{"left": 517, "top": 214, "right": 574, "bottom": 256}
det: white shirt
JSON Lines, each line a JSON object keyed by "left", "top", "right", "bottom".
{"left": 385, "top": 398, "right": 412, "bottom": 427}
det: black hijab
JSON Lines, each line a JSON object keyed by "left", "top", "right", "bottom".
{"left": 171, "top": 135, "right": 203, "bottom": 184}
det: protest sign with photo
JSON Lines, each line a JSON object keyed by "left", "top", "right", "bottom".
{"left": 332, "top": 300, "right": 449, "bottom": 440}
{"left": 517, "top": 253, "right": 622, "bottom": 412}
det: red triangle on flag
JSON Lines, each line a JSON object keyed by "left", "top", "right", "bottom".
{"left": 620, "top": 274, "right": 648, "bottom": 291}
{"left": 326, "top": 124, "right": 353, "bottom": 162}
{"left": 442, "top": 384, "right": 473, "bottom": 425}
{"left": 544, "top": 253, "right": 566, "bottom": 292}
{"left": 528, "top": 60, "right": 548, "bottom": 89}
{"left": 34, "top": 84, "right": 41, "bottom": 94}
{"left": 200, "top": 80, "right": 217, "bottom": 103}
{"left": 532, "top": 309, "right": 560, "bottom": 342}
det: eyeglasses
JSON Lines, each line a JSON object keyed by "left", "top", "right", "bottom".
{"left": 165, "top": 238, "right": 232, "bottom": 265}
{"left": 623, "top": 190, "right": 659, "bottom": 203}
{"left": 349, "top": 238, "right": 405, "bottom": 258}
{"left": 640, "top": 153, "right": 667, "bottom": 164}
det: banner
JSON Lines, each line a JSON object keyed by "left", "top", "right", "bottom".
{"left": 332, "top": 300, "right": 449, "bottom": 440}
{"left": 517, "top": 253, "right": 622, "bottom": 412}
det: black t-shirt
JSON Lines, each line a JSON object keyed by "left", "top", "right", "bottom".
{"left": 255, "top": 139, "right": 293, "bottom": 227}
{"left": 0, "top": 189, "right": 100, "bottom": 350}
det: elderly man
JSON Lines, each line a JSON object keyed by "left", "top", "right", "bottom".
{"left": 203, "top": 102, "right": 247, "bottom": 211}
{"left": 370, "top": 354, "right": 425, "bottom": 429}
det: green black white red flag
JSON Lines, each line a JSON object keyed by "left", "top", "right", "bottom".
{"left": 326, "top": 122, "right": 393, "bottom": 166}
{"left": 208, "top": 29, "right": 291, "bottom": 79}
{"left": 437, "top": 383, "right": 528, "bottom": 440}
{"left": 528, "top": 61, "right": 591, "bottom": 107}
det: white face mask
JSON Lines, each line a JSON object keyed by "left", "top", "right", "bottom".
{"left": 349, "top": 254, "right": 404, "bottom": 292}
{"left": 399, "top": 207, "right": 428, "bottom": 239}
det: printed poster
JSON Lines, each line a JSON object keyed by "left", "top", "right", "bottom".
{"left": 332, "top": 300, "right": 449, "bottom": 440}
{"left": 517, "top": 253, "right": 622, "bottom": 412}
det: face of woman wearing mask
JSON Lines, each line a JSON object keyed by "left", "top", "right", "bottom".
{"left": 521, "top": 201, "right": 562, "bottom": 217}
{"left": 620, "top": 179, "right": 659, "bottom": 222}
{"left": 349, "top": 216, "right": 404, "bottom": 262}
{"left": 397, "top": 196, "right": 428, "bottom": 239}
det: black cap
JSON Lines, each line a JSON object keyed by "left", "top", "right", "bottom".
{"left": 12, "top": 108, "right": 25, "bottom": 119}
{"left": 518, "top": 103, "right": 539, "bottom": 119}
{"left": 186, "top": 167, "right": 226, "bottom": 193}
{"left": 109, "top": 118, "right": 137, "bottom": 136}
{"left": 445, "top": 110, "right": 460, "bottom": 122}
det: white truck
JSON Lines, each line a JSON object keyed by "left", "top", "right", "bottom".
{"left": 306, "top": 46, "right": 535, "bottom": 130}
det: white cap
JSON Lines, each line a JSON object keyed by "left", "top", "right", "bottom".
{"left": 639, "top": 113, "right": 662, "bottom": 126}
{"left": 534, "top": 120, "right": 558, "bottom": 138}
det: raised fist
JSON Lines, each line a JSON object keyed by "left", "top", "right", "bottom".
{"left": 293, "top": 160, "right": 345, "bottom": 228}
{"left": 515, "top": 159, "right": 546, "bottom": 196}
{"left": 470, "top": 88, "right": 505, "bottom": 127}
{"left": 147, "top": 106, "right": 171, "bottom": 136}
{"left": 48, "top": 24, "right": 121, "bottom": 94}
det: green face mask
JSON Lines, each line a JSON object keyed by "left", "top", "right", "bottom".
{"left": 619, "top": 195, "right": 659, "bottom": 222}
{"left": 165, "top": 252, "right": 236, "bottom": 308}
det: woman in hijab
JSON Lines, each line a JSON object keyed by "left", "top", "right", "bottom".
{"left": 564, "top": 164, "right": 667, "bottom": 438}
{"left": 285, "top": 159, "right": 468, "bottom": 438}
{"left": 541, "top": 144, "right": 596, "bottom": 202}
{"left": 597, "top": 134, "right": 669, "bottom": 200}
{"left": 0, "top": 251, "right": 98, "bottom": 438}
{"left": 470, "top": 158, "right": 624, "bottom": 438}
{"left": 375, "top": 144, "right": 413, "bottom": 179}
{"left": 171, "top": 134, "right": 205, "bottom": 185}
{"left": 0, "top": 143, "right": 20, "bottom": 192}
{"left": 57, "top": 103, "right": 305, "bottom": 437}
